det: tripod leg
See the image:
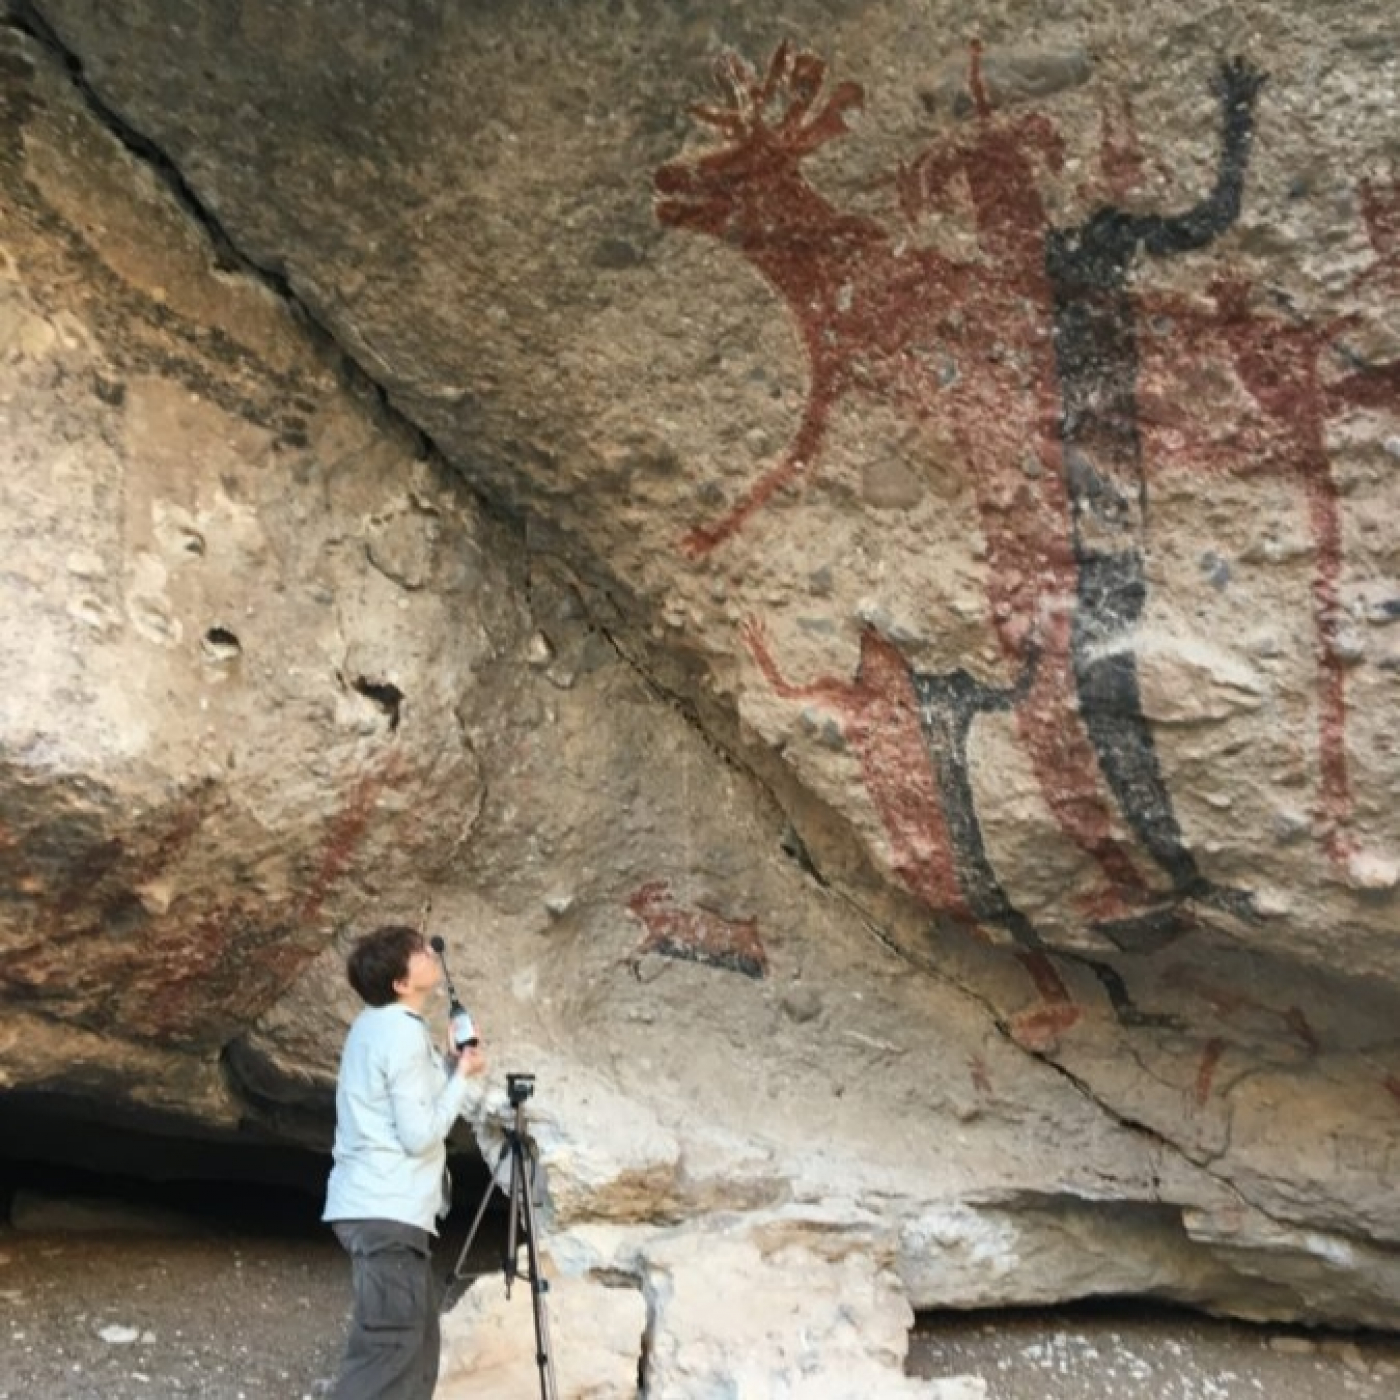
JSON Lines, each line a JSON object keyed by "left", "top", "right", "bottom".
{"left": 514, "top": 1140, "right": 559, "bottom": 1400}
{"left": 444, "top": 1140, "right": 509, "bottom": 1307}
{"left": 503, "top": 1131, "right": 521, "bottom": 1294}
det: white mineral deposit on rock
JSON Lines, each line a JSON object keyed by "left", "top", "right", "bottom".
{"left": 1344, "top": 849, "right": 1400, "bottom": 892}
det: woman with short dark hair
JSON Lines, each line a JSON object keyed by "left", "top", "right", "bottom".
{"left": 323, "top": 924, "right": 487, "bottom": 1399}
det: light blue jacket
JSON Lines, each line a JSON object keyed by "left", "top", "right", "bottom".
{"left": 323, "top": 1003, "right": 471, "bottom": 1234}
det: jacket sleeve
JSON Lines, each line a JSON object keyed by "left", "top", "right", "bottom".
{"left": 382, "top": 1016, "right": 471, "bottom": 1156}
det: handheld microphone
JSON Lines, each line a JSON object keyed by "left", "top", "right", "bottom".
{"left": 429, "top": 935, "right": 479, "bottom": 1049}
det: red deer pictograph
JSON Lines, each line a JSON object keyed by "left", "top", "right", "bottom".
{"left": 656, "top": 43, "right": 1275, "bottom": 932}
{"left": 656, "top": 43, "right": 1156, "bottom": 920}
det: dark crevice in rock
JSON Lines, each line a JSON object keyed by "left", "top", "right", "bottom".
{"left": 351, "top": 675, "right": 405, "bottom": 732}
{"left": 599, "top": 620, "right": 763, "bottom": 781}
{"left": 635, "top": 1264, "right": 662, "bottom": 1398}
{"left": 202, "top": 626, "right": 242, "bottom": 662}
{"left": 779, "top": 821, "right": 826, "bottom": 884}
{"left": 906, "top": 1297, "right": 1400, "bottom": 1384}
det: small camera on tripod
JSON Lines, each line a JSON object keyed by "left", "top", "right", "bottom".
{"left": 507, "top": 1072, "right": 535, "bottom": 1106}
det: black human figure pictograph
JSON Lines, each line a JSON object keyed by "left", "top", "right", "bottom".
{"left": 1044, "top": 57, "right": 1267, "bottom": 916}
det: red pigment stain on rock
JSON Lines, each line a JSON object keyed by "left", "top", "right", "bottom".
{"left": 626, "top": 879, "right": 768, "bottom": 979}
{"left": 1195, "top": 1036, "right": 1227, "bottom": 1106}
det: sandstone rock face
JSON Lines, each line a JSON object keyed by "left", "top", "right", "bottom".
{"left": 2, "top": 0, "right": 1398, "bottom": 1393}
{"left": 0, "top": 22, "right": 517, "bottom": 1124}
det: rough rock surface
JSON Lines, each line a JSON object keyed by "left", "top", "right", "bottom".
{"left": 1, "top": 0, "right": 1397, "bottom": 1393}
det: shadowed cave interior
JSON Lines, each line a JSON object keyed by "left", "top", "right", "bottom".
{"left": 0, "top": 1091, "right": 491, "bottom": 1236}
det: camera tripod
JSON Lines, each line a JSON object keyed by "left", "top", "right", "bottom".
{"left": 445, "top": 1072, "right": 558, "bottom": 1400}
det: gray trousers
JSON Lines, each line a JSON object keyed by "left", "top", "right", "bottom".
{"left": 331, "top": 1220, "right": 441, "bottom": 1400}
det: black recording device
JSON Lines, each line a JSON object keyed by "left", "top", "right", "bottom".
{"left": 507, "top": 1072, "right": 535, "bottom": 1106}
{"left": 429, "top": 935, "right": 479, "bottom": 1049}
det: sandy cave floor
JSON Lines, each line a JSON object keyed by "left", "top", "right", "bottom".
{"left": 1, "top": 1198, "right": 1398, "bottom": 1399}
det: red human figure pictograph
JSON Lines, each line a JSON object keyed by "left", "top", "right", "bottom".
{"left": 1194, "top": 1037, "right": 1228, "bottom": 1107}
{"left": 895, "top": 38, "right": 1067, "bottom": 293}
{"left": 1139, "top": 176, "right": 1399, "bottom": 873}
{"left": 1205, "top": 280, "right": 1378, "bottom": 869}
{"left": 898, "top": 39, "right": 1183, "bottom": 911}
{"left": 1357, "top": 176, "right": 1400, "bottom": 291}
{"left": 1164, "top": 962, "right": 1321, "bottom": 1108}
{"left": 657, "top": 43, "right": 1152, "bottom": 912}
